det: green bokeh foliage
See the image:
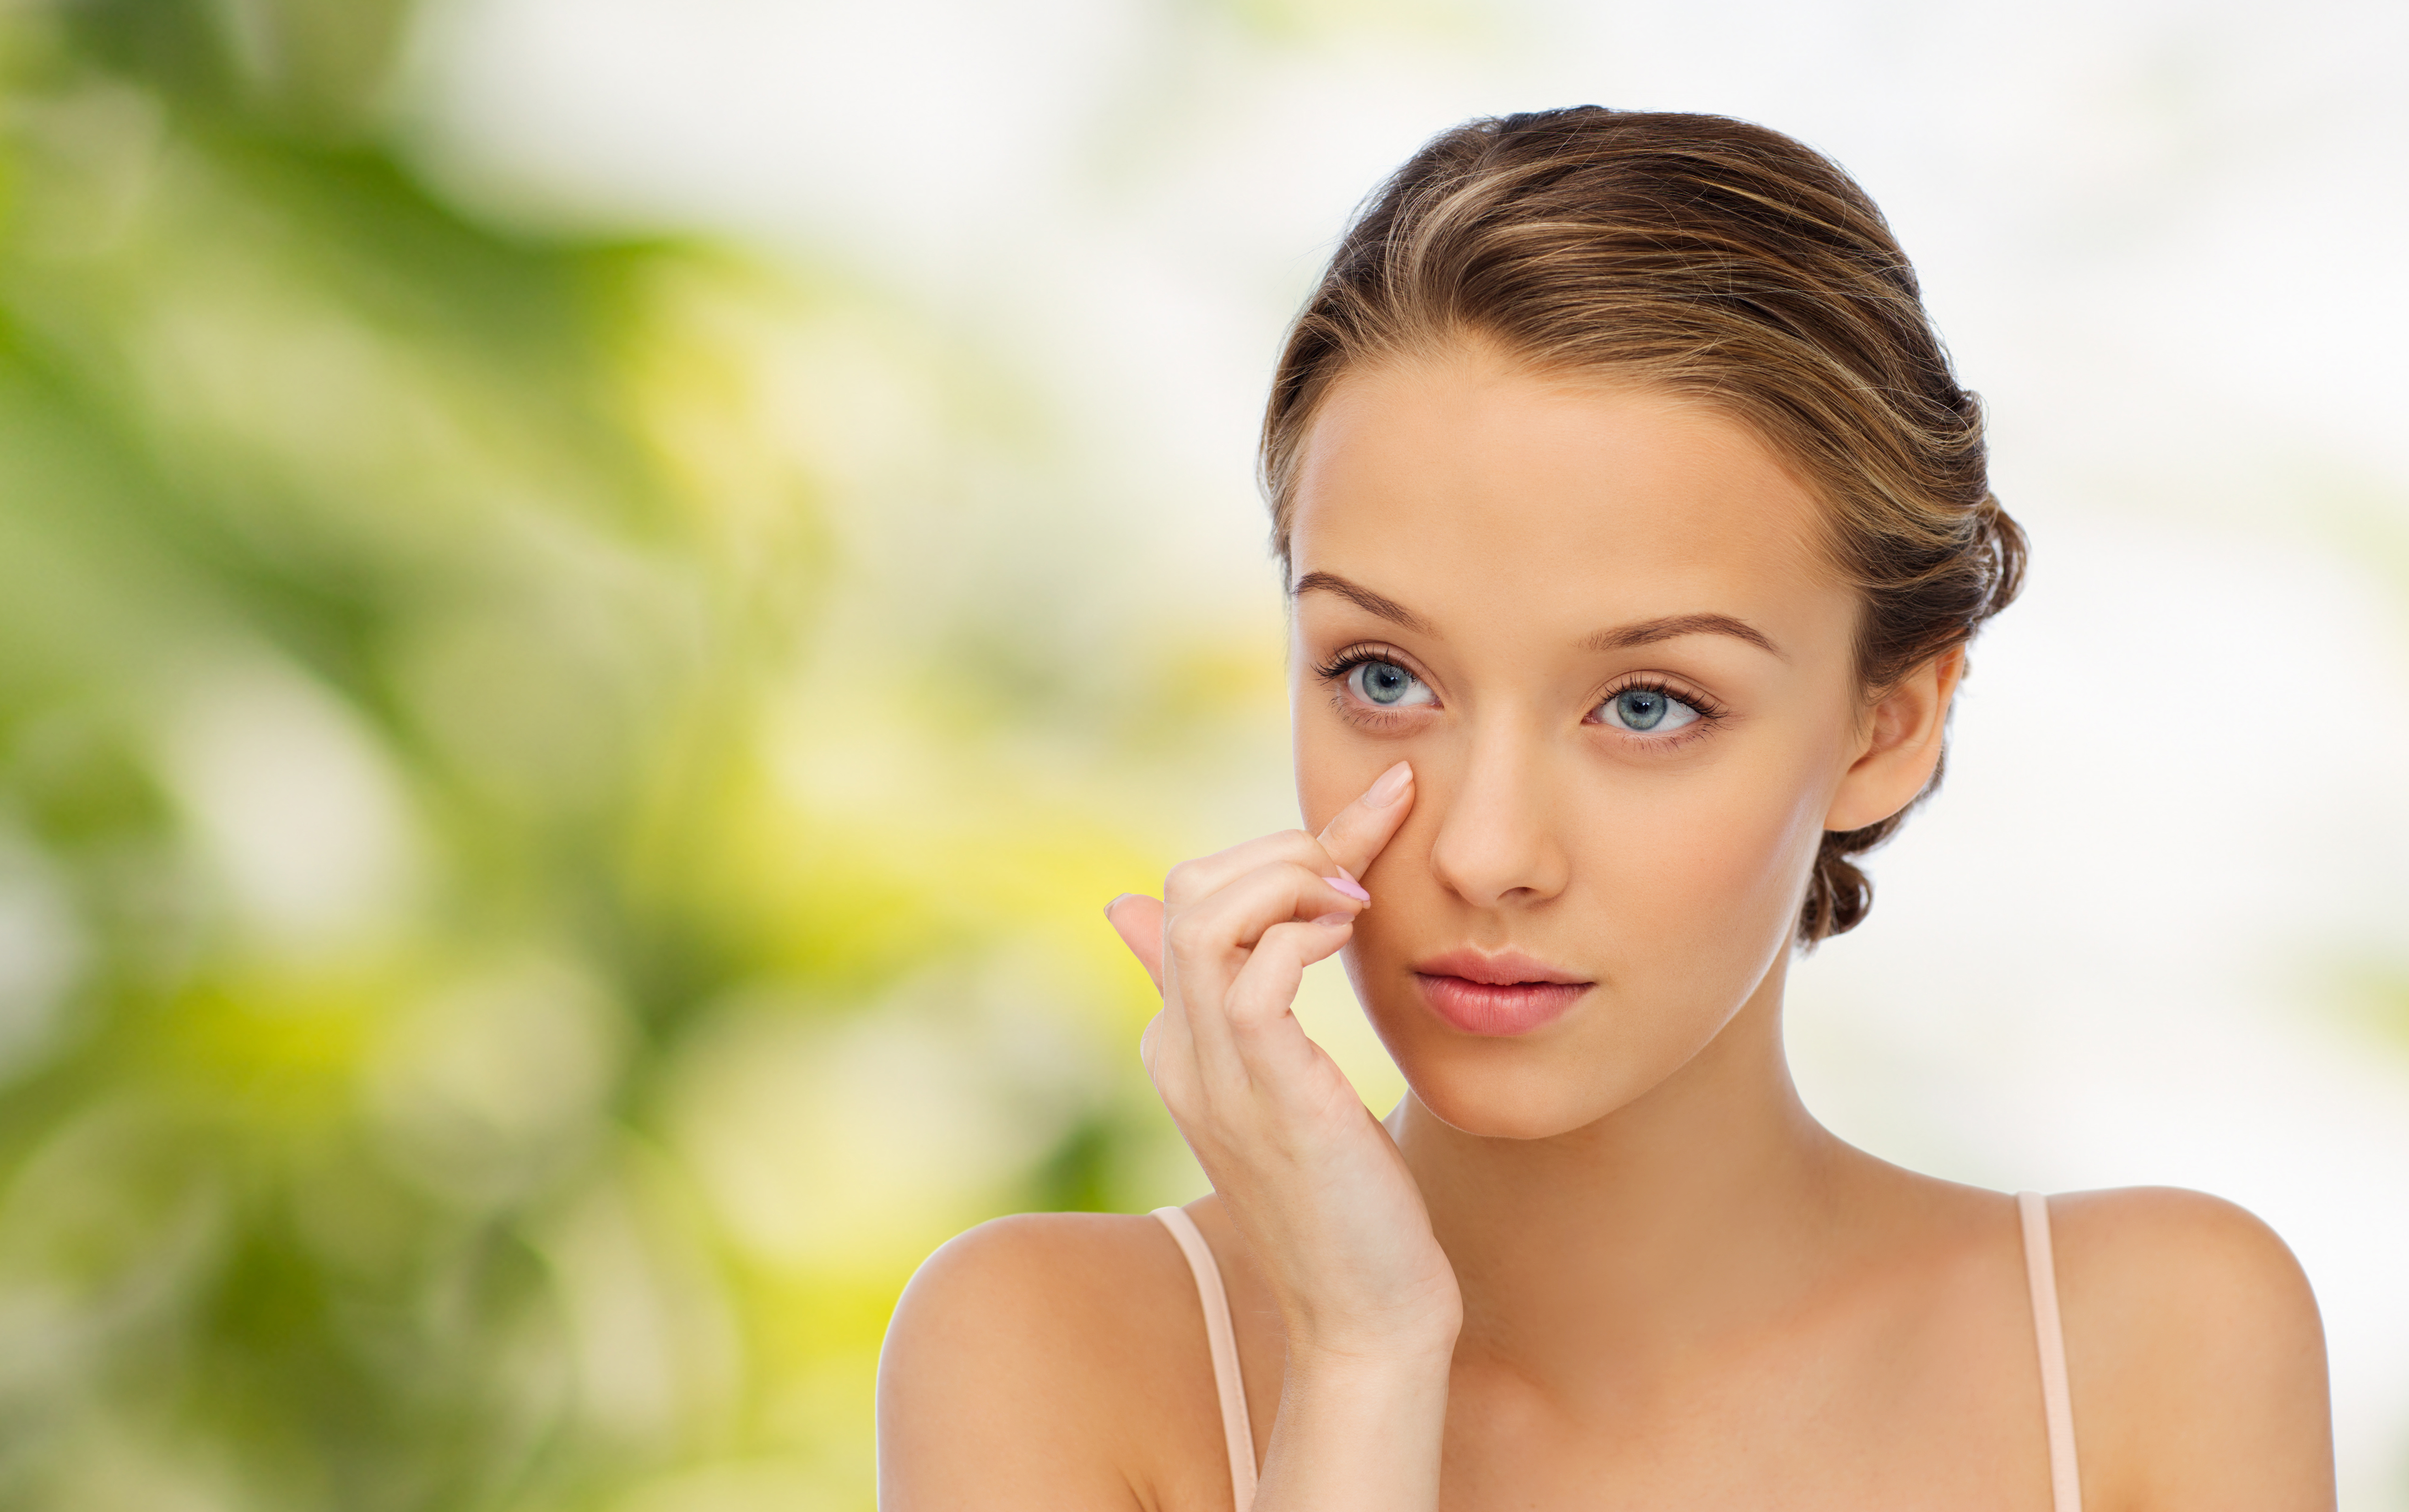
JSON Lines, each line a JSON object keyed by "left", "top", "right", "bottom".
{"left": 0, "top": 2, "right": 1207, "bottom": 1506}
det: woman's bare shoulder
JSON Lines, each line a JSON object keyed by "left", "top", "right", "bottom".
{"left": 878, "top": 1210, "right": 1226, "bottom": 1511}
{"left": 2049, "top": 1187, "right": 2334, "bottom": 1511}
{"left": 888, "top": 1210, "right": 1194, "bottom": 1358}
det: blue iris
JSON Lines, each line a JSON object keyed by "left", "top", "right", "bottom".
{"left": 1359, "top": 662, "right": 1415, "bottom": 705}
{"left": 1613, "top": 688, "right": 1668, "bottom": 729}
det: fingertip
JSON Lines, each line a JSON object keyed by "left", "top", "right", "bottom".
{"left": 1104, "top": 892, "right": 1138, "bottom": 919}
{"left": 1317, "top": 763, "right": 1416, "bottom": 880}
{"left": 1324, "top": 873, "right": 1371, "bottom": 903}
{"left": 1363, "top": 760, "right": 1414, "bottom": 809}
{"left": 1311, "top": 912, "right": 1355, "bottom": 927}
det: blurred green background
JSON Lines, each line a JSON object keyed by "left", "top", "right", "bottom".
{"left": 0, "top": 2, "right": 1254, "bottom": 1506}
{"left": 3, "top": 0, "right": 2407, "bottom": 1508}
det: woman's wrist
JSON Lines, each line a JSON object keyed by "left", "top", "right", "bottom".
{"left": 1256, "top": 1340, "right": 1454, "bottom": 1512}
{"left": 1279, "top": 1344, "right": 1454, "bottom": 1425}
{"left": 1282, "top": 1323, "right": 1459, "bottom": 1382}
{"left": 1278, "top": 1289, "right": 1462, "bottom": 1373}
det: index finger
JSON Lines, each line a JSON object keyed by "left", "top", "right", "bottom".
{"left": 1315, "top": 760, "right": 1415, "bottom": 884}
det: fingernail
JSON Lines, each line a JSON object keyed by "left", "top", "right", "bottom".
{"left": 1104, "top": 893, "right": 1137, "bottom": 918}
{"left": 1364, "top": 761, "right": 1413, "bottom": 808}
{"left": 1313, "top": 912, "right": 1355, "bottom": 927}
{"left": 1325, "top": 874, "right": 1370, "bottom": 902}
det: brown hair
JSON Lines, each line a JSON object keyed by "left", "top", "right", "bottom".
{"left": 1262, "top": 107, "right": 2026, "bottom": 944}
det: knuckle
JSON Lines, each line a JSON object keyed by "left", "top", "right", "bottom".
{"left": 1282, "top": 861, "right": 1340, "bottom": 905}
{"left": 1225, "top": 997, "right": 1283, "bottom": 1038}
{"left": 1281, "top": 829, "right": 1325, "bottom": 863}
{"left": 1250, "top": 921, "right": 1307, "bottom": 966}
{"left": 1165, "top": 911, "right": 1214, "bottom": 960}
{"left": 1162, "top": 859, "right": 1203, "bottom": 904}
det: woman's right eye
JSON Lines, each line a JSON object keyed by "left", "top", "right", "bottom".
{"left": 1345, "top": 660, "right": 1434, "bottom": 709}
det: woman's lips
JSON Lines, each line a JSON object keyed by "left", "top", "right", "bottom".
{"left": 1411, "top": 949, "right": 1592, "bottom": 1036}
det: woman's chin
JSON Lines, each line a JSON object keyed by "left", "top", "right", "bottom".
{"left": 1394, "top": 1060, "right": 1627, "bottom": 1141}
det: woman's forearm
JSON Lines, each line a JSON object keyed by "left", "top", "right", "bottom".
{"left": 1253, "top": 1345, "right": 1453, "bottom": 1512}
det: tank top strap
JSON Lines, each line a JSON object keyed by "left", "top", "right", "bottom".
{"left": 2016, "top": 1191, "right": 2084, "bottom": 1512}
{"left": 1153, "top": 1206, "right": 1259, "bottom": 1510}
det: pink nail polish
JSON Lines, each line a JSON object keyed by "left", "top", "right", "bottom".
{"left": 1313, "top": 912, "right": 1355, "bottom": 927}
{"left": 1325, "top": 874, "right": 1370, "bottom": 902}
{"left": 1364, "top": 761, "right": 1413, "bottom": 808}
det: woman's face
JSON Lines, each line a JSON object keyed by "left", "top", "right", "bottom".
{"left": 1289, "top": 345, "right": 1914, "bottom": 1139}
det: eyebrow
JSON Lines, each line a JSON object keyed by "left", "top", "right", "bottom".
{"left": 1294, "top": 570, "right": 1782, "bottom": 660}
{"left": 1585, "top": 613, "right": 1784, "bottom": 660}
{"left": 1292, "top": 571, "right": 1436, "bottom": 635}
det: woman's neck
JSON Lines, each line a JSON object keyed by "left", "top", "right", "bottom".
{"left": 1388, "top": 966, "right": 1871, "bottom": 1401}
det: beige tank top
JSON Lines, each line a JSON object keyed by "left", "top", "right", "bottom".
{"left": 1152, "top": 1190, "right": 2082, "bottom": 1512}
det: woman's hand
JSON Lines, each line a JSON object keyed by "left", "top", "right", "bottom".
{"left": 1105, "top": 761, "right": 1460, "bottom": 1365}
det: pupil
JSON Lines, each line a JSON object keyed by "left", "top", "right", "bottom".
{"left": 1618, "top": 689, "right": 1665, "bottom": 729}
{"left": 1365, "top": 664, "right": 1407, "bottom": 704}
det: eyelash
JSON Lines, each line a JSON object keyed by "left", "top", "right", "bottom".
{"left": 1592, "top": 675, "right": 1728, "bottom": 746}
{"left": 1312, "top": 642, "right": 1407, "bottom": 686}
{"left": 1312, "top": 645, "right": 1729, "bottom": 745}
{"left": 1313, "top": 643, "right": 1431, "bottom": 729}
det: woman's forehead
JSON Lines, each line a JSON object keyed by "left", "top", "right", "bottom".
{"left": 1288, "top": 355, "right": 1844, "bottom": 635}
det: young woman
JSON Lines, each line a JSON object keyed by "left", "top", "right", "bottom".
{"left": 876, "top": 108, "right": 2334, "bottom": 1511}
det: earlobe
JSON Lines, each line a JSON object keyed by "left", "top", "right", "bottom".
{"left": 1821, "top": 648, "right": 1965, "bottom": 834}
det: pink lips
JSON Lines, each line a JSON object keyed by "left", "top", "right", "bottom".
{"left": 1412, "top": 949, "right": 1592, "bottom": 1036}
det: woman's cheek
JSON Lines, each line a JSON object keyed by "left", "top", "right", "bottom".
{"left": 1669, "top": 769, "right": 1829, "bottom": 963}
{"left": 1291, "top": 715, "right": 1353, "bottom": 834}
{"left": 1579, "top": 761, "right": 1813, "bottom": 950}
{"left": 1293, "top": 707, "right": 1442, "bottom": 846}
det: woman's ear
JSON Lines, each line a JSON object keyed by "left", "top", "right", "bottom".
{"left": 1823, "top": 647, "right": 1965, "bottom": 834}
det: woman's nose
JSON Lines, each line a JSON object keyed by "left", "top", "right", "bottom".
{"left": 1425, "top": 727, "right": 1571, "bottom": 910}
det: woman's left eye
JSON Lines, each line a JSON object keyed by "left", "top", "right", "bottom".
{"left": 1595, "top": 686, "right": 1701, "bottom": 734}
{"left": 1345, "top": 660, "right": 1434, "bottom": 709}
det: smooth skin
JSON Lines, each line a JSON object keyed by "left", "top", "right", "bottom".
{"left": 878, "top": 343, "right": 2334, "bottom": 1511}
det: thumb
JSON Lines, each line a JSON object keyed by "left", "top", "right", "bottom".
{"left": 1104, "top": 893, "right": 1166, "bottom": 993}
